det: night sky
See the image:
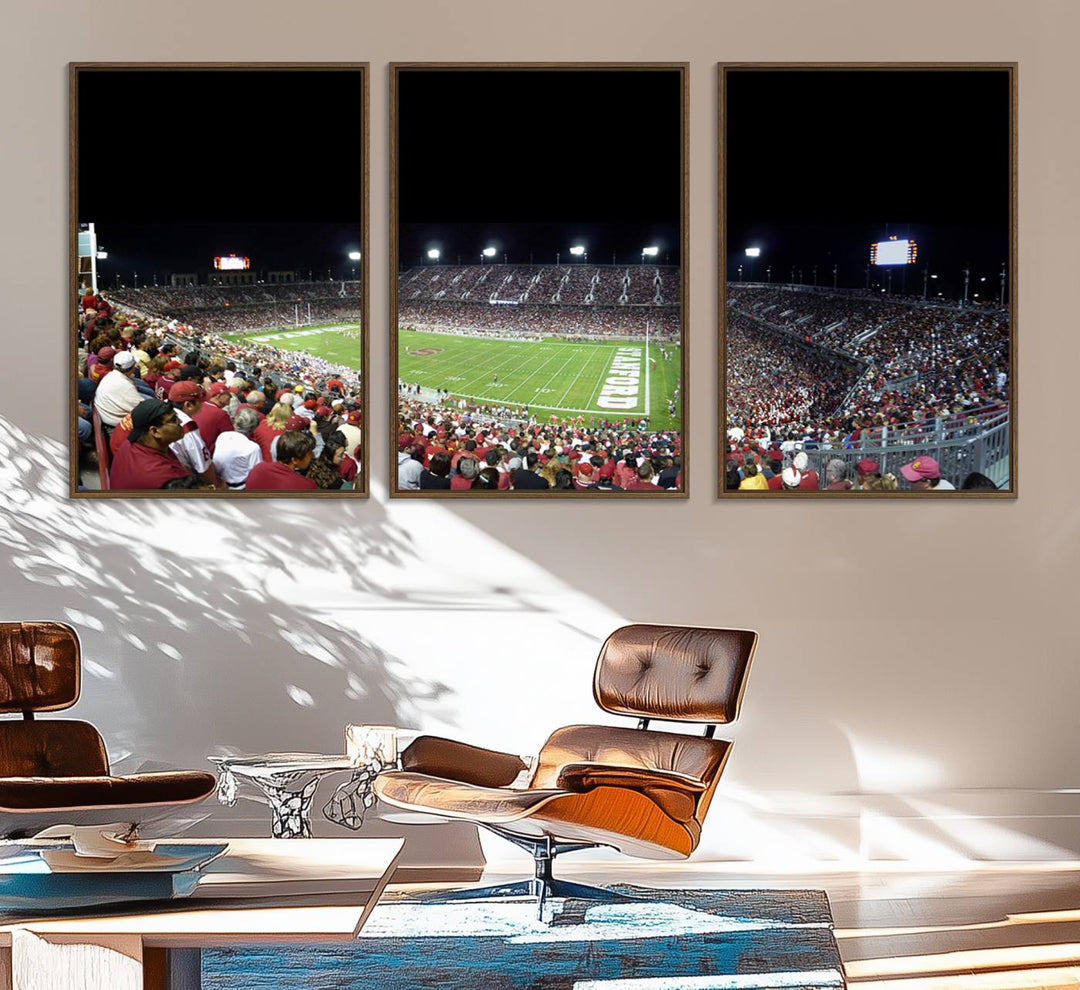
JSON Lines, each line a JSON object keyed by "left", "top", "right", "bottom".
{"left": 76, "top": 68, "right": 364, "bottom": 280}
{"left": 396, "top": 68, "right": 683, "bottom": 268}
{"left": 725, "top": 68, "right": 1012, "bottom": 300}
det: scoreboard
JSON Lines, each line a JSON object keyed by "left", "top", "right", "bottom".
{"left": 870, "top": 237, "right": 917, "bottom": 266}
{"left": 214, "top": 254, "right": 251, "bottom": 271}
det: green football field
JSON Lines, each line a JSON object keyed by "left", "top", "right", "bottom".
{"left": 398, "top": 330, "right": 682, "bottom": 431}
{"left": 223, "top": 322, "right": 363, "bottom": 371}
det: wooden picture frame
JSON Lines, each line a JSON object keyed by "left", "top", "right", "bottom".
{"left": 719, "top": 63, "right": 1016, "bottom": 498}
{"left": 390, "top": 63, "right": 689, "bottom": 498}
{"left": 70, "top": 63, "right": 369, "bottom": 498}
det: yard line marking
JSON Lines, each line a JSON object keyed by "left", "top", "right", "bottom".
{"left": 453, "top": 345, "right": 551, "bottom": 393}
{"left": 555, "top": 345, "right": 608, "bottom": 409}
{"left": 401, "top": 335, "right": 655, "bottom": 416}
{"left": 644, "top": 342, "right": 652, "bottom": 417}
{"left": 529, "top": 350, "right": 583, "bottom": 403}
{"left": 494, "top": 349, "right": 566, "bottom": 396}
{"left": 401, "top": 334, "right": 541, "bottom": 385}
{"left": 437, "top": 394, "right": 620, "bottom": 417}
{"left": 583, "top": 348, "right": 609, "bottom": 410}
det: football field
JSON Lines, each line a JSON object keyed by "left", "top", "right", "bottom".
{"left": 223, "top": 321, "right": 362, "bottom": 370}
{"left": 399, "top": 330, "right": 681, "bottom": 431}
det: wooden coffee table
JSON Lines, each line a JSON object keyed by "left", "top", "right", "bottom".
{"left": 0, "top": 836, "right": 404, "bottom": 990}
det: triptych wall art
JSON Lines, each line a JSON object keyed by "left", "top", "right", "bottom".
{"left": 70, "top": 62, "right": 1014, "bottom": 499}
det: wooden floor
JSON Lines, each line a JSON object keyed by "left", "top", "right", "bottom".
{"left": 433, "top": 860, "right": 1080, "bottom": 989}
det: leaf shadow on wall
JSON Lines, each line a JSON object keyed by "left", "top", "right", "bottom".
{"left": 0, "top": 416, "right": 502, "bottom": 770}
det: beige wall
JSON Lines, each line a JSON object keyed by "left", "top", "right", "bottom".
{"left": 1, "top": 0, "right": 1078, "bottom": 863}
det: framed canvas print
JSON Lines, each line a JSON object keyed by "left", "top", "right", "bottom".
{"left": 391, "top": 64, "right": 687, "bottom": 497}
{"left": 719, "top": 64, "right": 1016, "bottom": 496}
{"left": 71, "top": 63, "right": 369, "bottom": 497}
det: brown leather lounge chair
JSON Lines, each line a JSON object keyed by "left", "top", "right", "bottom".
{"left": 0, "top": 622, "right": 217, "bottom": 837}
{"left": 375, "top": 623, "right": 757, "bottom": 915}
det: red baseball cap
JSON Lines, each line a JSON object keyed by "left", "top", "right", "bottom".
{"left": 205, "top": 382, "right": 231, "bottom": 398}
{"left": 900, "top": 456, "right": 941, "bottom": 482}
{"left": 285, "top": 414, "right": 309, "bottom": 432}
{"left": 856, "top": 458, "right": 880, "bottom": 475}
{"left": 169, "top": 381, "right": 205, "bottom": 403}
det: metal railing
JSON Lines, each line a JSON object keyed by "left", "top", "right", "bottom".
{"left": 771, "top": 412, "right": 1010, "bottom": 489}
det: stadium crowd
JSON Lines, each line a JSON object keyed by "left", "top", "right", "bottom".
{"left": 724, "top": 285, "right": 1010, "bottom": 491}
{"left": 76, "top": 287, "right": 363, "bottom": 492}
{"left": 400, "top": 263, "right": 680, "bottom": 307}
{"left": 400, "top": 302, "right": 679, "bottom": 339}
{"left": 396, "top": 396, "right": 681, "bottom": 493}
{"left": 112, "top": 281, "right": 361, "bottom": 336}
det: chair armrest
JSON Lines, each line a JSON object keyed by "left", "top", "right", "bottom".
{"left": 400, "top": 735, "right": 529, "bottom": 789}
{"left": 556, "top": 763, "right": 707, "bottom": 823}
{"left": 0, "top": 772, "right": 217, "bottom": 811}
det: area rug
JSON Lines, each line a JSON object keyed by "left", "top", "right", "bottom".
{"left": 203, "top": 885, "right": 845, "bottom": 989}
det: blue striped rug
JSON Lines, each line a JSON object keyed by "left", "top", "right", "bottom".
{"left": 204, "top": 886, "right": 844, "bottom": 989}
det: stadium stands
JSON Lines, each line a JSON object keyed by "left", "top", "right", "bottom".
{"left": 74, "top": 288, "right": 363, "bottom": 493}
{"left": 112, "top": 280, "right": 361, "bottom": 336}
{"left": 399, "top": 301, "right": 678, "bottom": 339}
{"left": 724, "top": 284, "right": 1010, "bottom": 490}
{"left": 400, "top": 264, "right": 679, "bottom": 307}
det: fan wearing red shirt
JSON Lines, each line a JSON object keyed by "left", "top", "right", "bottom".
{"left": 624, "top": 462, "right": 663, "bottom": 491}
{"left": 254, "top": 403, "right": 290, "bottom": 461}
{"left": 109, "top": 399, "right": 194, "bottom": 490}
{"left": 169, "top": 380, "right": 232, "bottom": 455}
{"left": 246, "top": 429, "right": 319, "bottom": 491}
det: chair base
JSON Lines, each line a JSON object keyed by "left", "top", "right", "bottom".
{"left": 408, "top": 876, "right": 640, "bottom": 921}
{"left": 407, "top": 827, "right": 639, "bottom": 921}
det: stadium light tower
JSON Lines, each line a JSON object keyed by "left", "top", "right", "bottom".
{"left": 737, "top": 264, "right": 743, "bottom": 282}
{"left": 347, "top": 250, "right": 361, "bottom": 280}
{"left": 641, "top": 246, "right": 659, "bottom": 266}
{"left": 569, "top": 245, "right": 586, "bottom": 263}
{"left": 427, "top": 248, "right": 440, "bottom": 264}
{"left": 93, "top": 246, "right": 107, "bottom": 296}
{"left": 744, "top": 247, "right": 760, "bottom": 280}
{"left": 481, "top": 246, "right": 497, "bottom": 260}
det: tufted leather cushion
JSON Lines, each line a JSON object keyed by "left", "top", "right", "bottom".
{"left": 0, "top": 622, "right": 80, "bottom": 713}
{"left": 594, "top": 624, "right": 757, "bottom": 723}
{"left": 0, "top": 720, "right": 108, "bottom": 777}
{"left": 531, "top": 724, "right": 729, "bottom": 794}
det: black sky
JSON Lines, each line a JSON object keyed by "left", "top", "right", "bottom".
{"left": 397, "top": 68, "right": 683, "bottom": 267}
{"left": 725, "top": 68, "right": 1011, "bottom": 296}
{"left": 76, "top": 68, "right": 363, "bottom": 277}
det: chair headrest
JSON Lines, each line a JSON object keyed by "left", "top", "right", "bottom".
{"left": 594, "top": 624, "right": 756, "bottom": 724}
{"left": 0, "top": 622, "right": 81, "bottom": 713}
